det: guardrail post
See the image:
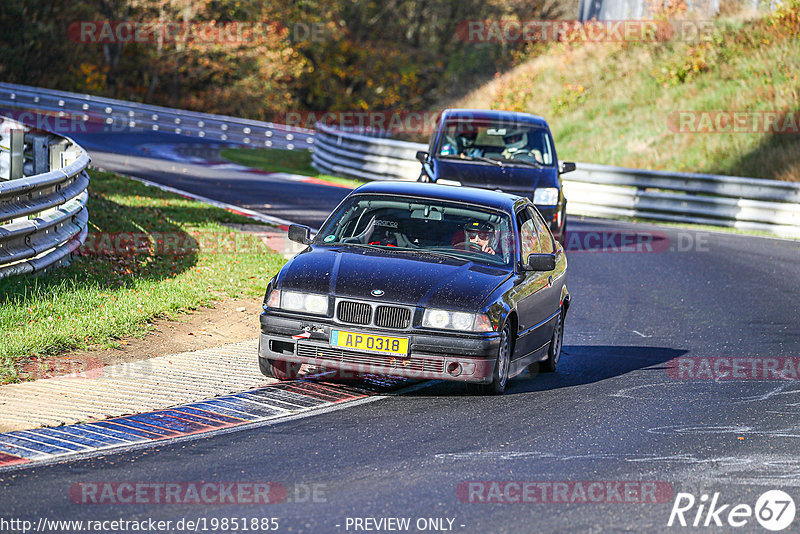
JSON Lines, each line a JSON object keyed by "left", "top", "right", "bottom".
{"left": 0, "top": 129, "right": 26, "bottom": 181}
{"left": 9, "top": 129, "right": 24, "bottom": 179}
{"left": 0, "top": 129, "right": 24, "bottom": 180}
{"left": 0, "top": 137, "right": 7, "bottom": 181}
{"left": 62, "top": 148, "right": 80, "bottom": 167}
{"left": 31, "top": 134, "right": 50, "bottom": 174}
{"left": 49, "top": 139, "right": 67, "bottom": 170}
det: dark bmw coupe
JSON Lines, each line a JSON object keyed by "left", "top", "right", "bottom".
{"left": 259, "top": 181, "right": 569, "bottom": 394}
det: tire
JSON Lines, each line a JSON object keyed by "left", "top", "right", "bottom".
{"left": 471, "top": 322, "right": 513, "bottom": 395}
{"left": 540, "top": 309, "right": 564, "bottom": 373}
{"left": 259, "top": 357, "right": 301, "bottom": 380}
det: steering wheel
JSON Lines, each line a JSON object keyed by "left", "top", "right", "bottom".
{"left": 453, "top": 241, "right": 483, "bottom": 252}
{"left": 508, "top": 149, "right": 543, "bottom": 163}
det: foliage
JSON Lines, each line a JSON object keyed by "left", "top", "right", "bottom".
{"left": 454, "top": 2, "right": 800, "bottom": 181}
{"left": 0, "top": 0, "right": 576, "bottom": 118}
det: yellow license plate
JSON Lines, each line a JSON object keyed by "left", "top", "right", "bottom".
{"left": 329, "top": 329, "right": 409, "bottom": 357}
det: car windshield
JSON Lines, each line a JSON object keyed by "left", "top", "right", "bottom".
{"left": 314, "top": 194, "right": 515, "bottom": 267}
{"left": 436, "top": 119, "right": 555, "bottom": 166}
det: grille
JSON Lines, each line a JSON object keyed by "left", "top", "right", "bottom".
{"left": 337, "top": 300, "right": 372, "bottom": 325}
{"left": 375, "top": 306, "right": 411, "bottom": 329}
{"left": 297, "top": 343, "right": 442, "bottom": 374}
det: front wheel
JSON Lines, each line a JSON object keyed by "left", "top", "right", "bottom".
{"left": 471, "top": 322, "right": 512, "bottom": 395}
{"left": 540, "top": 309, "right": 564, "bottom": 373}
{"left": 259, "top": 357, "right": 301, "bottom": 380}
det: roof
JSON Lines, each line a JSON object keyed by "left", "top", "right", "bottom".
{"left": 351, "top": 181, "right": 525, "bottom": 212}
{"left": 440, "top": 108, "right": 549, "bottom": 129}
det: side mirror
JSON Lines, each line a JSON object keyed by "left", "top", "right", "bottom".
{"left": 416, "top": 150, "right": 429, "bottom": 164}
{"left": 559, "top": 161, "right": 576, "bottom": 174}
{"left": 288, "top": 224, "right": 312, "bottom": 245}
{"left": 525, "top": 253, "right": 556, "bottom": 271}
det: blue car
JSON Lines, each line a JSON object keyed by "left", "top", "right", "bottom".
{"left": 416, "top": 109, "right": 574, "bottom": 243}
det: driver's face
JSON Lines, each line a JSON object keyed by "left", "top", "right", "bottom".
{"left": 469, "top": 231, "right": 491, "bottom": 245}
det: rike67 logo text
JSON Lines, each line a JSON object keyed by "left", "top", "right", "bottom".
{"left": 668, "top": 490, "right": 796, "bottom": 531}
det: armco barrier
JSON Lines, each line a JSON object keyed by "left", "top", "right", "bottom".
{"left": 0, "top": 82, "right": 314, "bottom": 151}
{"left": 0, "top": 115, "right": 90, "bottom": 278}
{"left": 3, "top": 84, "right": 797, "bottom": 238}
{"left": 311, "top": 122, "right": 800, "bottom": 238}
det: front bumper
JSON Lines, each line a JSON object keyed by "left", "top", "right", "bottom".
{"left": 259, "top": 312, "right": 501, "bottom": 383}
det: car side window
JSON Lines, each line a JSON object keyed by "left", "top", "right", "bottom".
{"left": 530, "top": 208, "right": 555, "bottom": 254}
{"left": 517, "top": 209, "right": 541, "bottom": 263}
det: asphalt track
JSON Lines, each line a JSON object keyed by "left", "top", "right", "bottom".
{"left": 2, "top": 130, "right": 800, "bottom": 533}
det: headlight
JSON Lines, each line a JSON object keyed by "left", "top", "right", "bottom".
{"left": 422, "top": 309, "right": 494, "bottom": 332}
{"left": 533, "top": 187, "right": 559, "bottom": 205}
{"left": 280, "top": 290, "right": 329, "bottom": 315}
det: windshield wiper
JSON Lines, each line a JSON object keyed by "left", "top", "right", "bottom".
{"left": 440, "top": 155, "right": 504, "bottom": 167}
{"left": 333, "top": 242, "right": 463, "bottom": 262}
{"left": 463, "top": 155, "right": 504, "bottom": 167}
{"left": 375, "top": 246, "right": 467, "bottom": 262}
{"left": 499, "top": 157, "right": 543, "bottom": 168}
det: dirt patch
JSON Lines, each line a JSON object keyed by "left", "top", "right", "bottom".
{"left": 18, "top": 297, "right": 264, "bottom": 381}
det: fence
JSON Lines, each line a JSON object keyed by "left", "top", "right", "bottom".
{"left": 0, "top": 82, "right": 314, "bottom": 151}
{"left": 0, "top": 115, "right": 90, "bottom": 278}
{"left": 311, "top": 122, "right": 800, "bottom": 238}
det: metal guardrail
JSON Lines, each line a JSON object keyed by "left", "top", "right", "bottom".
{"left": 0, "top": 82, "right": 315, "bottom": 151}
{"left": 312, "top": 122, "right": 423, "bottom": 182}
{"left": 311, "top": 122, "right": 800, "bottom": 238}
{"left": 0, "top": 115, "right": 90, "bottom": 278}
{"left": 3, "top": 84, "right": 797, "bottom": 238}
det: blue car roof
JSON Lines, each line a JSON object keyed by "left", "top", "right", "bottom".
{"left": 351, "top": 181, "right": 524, "bottom": 213}
{"left": 440, "top": 108, "right": 550, "bottom": 129}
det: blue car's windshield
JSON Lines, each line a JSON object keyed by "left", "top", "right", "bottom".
{"left": 314, "top": 194, "right": 515, "bottom": 267}
{"left": 436, "top": 119, "right": 555, "bottom": 167}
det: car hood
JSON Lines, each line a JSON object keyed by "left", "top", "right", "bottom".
{"left": 278, "top": 246, "right": 512, "bottom": 310}
{"left": 434, "top": 158, "right": 556, "bottom": 194}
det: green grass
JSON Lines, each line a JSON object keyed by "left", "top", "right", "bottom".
{"left": 0, "top": 171, "right": 287, "bottom": 383}
{"left": 220, "top": 147, "right": 367, "bottom": 188}
{"left": 455, "top": 3, "right": 800, "bottom": 182}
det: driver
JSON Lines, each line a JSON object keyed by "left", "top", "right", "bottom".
{"left": 501, "top": 129, "right": 542, "bottom": 163}
{"left": 463, "top": 220, "right": 497, "bottom": 255}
